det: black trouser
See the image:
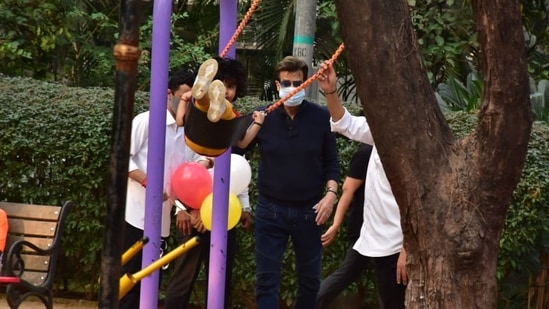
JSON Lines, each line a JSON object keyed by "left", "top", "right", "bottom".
{"left": 316, "top": 246, "right": 370, "bottom": 309}
{"left": 371, "top": 253, "right": 406, "bottom": 309}
{"left": 164, "top": 228, "right": 236, "bottom": 309}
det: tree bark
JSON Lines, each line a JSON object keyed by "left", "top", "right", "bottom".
{"left": 334, "top": 0, "right": 532, "bottom": 308}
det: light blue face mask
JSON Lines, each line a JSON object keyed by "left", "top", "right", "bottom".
{"left": 279, "top": 87, "right": 305, "bottom": 106}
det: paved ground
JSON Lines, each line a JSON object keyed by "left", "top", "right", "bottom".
{"left": 0, "top": 295, "right": 96, "bottom": 308}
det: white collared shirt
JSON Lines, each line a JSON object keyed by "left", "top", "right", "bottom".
{"left": 330, "top": 108, "right": 402, "bottom": 257}
{"left": 125, "top": 110, "right": 201, "bottom": 237}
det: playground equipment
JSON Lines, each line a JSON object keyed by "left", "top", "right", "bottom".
{"left": 121, "top": 237, "right": 149, "bottom": 266}
{"left": 119, "top": 236, "right": 200, "bottom": 300}
{"left": 104, "top": 0, "right": 345, "bottom": 308}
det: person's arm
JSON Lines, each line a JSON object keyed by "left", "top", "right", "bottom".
{"left": 174, "top": 200, "right": 193, "bottom": 235}
{"left": 325, "top": 179, "right": 339, "bottom": 193}
{"left": 237, "top": 187, "right": 253, "bottom": 230}
{"left": 318, "top": 61, "right": 375, "bottom": 145}
{"left": 314, "top": 179, "right": 338, "bottom": 226}
{"left": 397, "top": 247, "right": 408, "bottom": 285}
{"left": 196, "top": 157, "right": 213, "bottom": 169}
{"left": 173, "top": 150, "right": 212, "bottom": 234}
{"left": 315, "top": 124, "right": 341, "bottom": 225}
{"left": 235, "top": 111, "right": 265, "bottom": 149}
{"left": 185, "top": 144, "right": 214, "bottom": 169}
{"left": 128, "top": 169, "right": 147, "bottom": 188}
{"left": 323, "top": 138, "right": 340, "bottom": 193}
{"left": 189, "top": 208, "right": 206, "bottom": 233}
{"left": 321, "top": 176, "right": 363, "bottom": 247}
{"left": 175, "top": 91, "right": 192, "bottom": 127}
{"left": 128, "top": 114, "right": 148, "bottom": 186}
{"left": 318, "top": 61, "right": 345, "bottom": 121}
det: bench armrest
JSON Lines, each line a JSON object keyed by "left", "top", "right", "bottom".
{"left": 4, "top": 239, "right": 60, "bottom": 277}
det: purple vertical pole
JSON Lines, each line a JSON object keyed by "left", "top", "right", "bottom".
{"left": 141, "top": 1, "right": 172, "bottom": 308}
{"left": 207, "top": 1, "right": 236, "bottom": 308}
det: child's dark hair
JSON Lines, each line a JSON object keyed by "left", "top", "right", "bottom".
{"left": 213, "top": 56, "right": 248, "bottom": 98}
{"left": 168, "top": 69, "right": 196, "bottom": 94}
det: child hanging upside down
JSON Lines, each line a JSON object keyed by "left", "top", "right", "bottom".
{"left": 176, "top": 57, "right": 264, "bottom": 157}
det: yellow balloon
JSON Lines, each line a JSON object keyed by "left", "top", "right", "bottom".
{"left": 200, "top": 192, "right": 242, "bottom": 231}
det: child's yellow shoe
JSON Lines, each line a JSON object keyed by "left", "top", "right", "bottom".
{"left": 207, "top": 80, "right": 227, "bottom": 122}
{"left": 192, "top": 58, "right": 218, "bottom": 99}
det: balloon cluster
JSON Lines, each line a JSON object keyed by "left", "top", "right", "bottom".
{"left": 170, "top": 154, "right": 251, "bottom": 231}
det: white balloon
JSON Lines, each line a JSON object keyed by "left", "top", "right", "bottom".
{"left": 229, "top": 154, "right": 252, "bottom": 195}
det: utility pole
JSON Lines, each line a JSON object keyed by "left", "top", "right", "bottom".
{"left": 293, "top": 0, "right": 317, "bottom": 98}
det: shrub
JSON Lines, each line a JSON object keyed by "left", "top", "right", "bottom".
{"left": 0, "top": 75, "right": 150, "bottom": 296}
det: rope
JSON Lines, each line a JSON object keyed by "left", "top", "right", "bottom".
{"left": 264, "top": 43, "right": 345, "bottom": 114}
{"left": 215, "top": 0, "right": 344, "bottom": 114}
{"left": 220, "top": 0, "right": 262, "bottom": 58}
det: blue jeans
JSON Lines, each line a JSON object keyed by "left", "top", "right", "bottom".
{"left": 255, "top": 196, "right": 323, "bottom": 309}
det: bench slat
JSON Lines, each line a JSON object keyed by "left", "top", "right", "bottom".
{"left": 21, "top": 271, "right": 48, "bottom": 286}
{"left": 9, "top": 254, "right": 52, "bottom": 272}
{"left": 7, "top": 218, "right": 57, "bottom": 237}
{"left": 5, "top": 236, "right": 54, "bottom": 251}
{"left": 0, "top": 203, "right": 61, "bottom": 221}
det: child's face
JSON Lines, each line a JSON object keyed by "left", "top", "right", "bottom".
{"left": 223, "top": 80, "right": 237, "bottom": 102}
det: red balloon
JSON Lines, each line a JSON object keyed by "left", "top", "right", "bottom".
{"left": 170, "top": 162, "right": 212, "bottom": 209}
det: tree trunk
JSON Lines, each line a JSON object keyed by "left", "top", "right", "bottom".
{"left": 529, "top": 252, "right": 549, "bottom": 308}
{"left": 334, "top": 0, "right": 532, "bottom": 308}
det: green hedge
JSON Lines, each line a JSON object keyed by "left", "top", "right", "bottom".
{"left": 0, "top": 76, "right": 150, "bottom": 297}
{"left": 0, "top": 76, "right": 547, "bottom": 307}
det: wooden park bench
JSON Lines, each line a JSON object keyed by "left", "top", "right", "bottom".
{"left": 0, "top": 201, "right": 73, "bottom": 309}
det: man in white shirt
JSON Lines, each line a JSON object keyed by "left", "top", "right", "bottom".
{"left": 317, "top": 61, "right": 408, "bottom": 309}
{"left": 121, "top": 70, "right": 208, "bottom": 309}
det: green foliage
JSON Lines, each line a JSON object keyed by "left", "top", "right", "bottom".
{"left": 0, "top": 75, "right": 150, "bottom": 295}
{"left": 3, "top": 0, "right": 548, "bottom": 105}
{"left": 135, "top": 11, "right": 212, "bottom": 91}
{"left": 0, "top": 0, "right": 215, "bottom": 89}
{"left": 530, "top": 78, "right": 549, "bottom": 122}
{"left": 65, "top": 3, "right": 214, "bottom": 89}
{"left": 437, "top": 74, "right": 549, "bottom": 123}
{"left": 61, "top": 3, "right": 119, "bottom": 87}
{"left": 0, "top": 0, "right": 69, "bottom": 78}
{"left": 497, "top": 123, "right": 549, "bottom": 308}
{"left": 522, "top": 0, "right": 549, "bottom": 81}
{"left": 436, "top": 72, "right": 483, "bottom": 112}
{"left": 409, "top": 0, "right": 477, "bottom": 85}
{"left": 499, "top": 122, "right": 549, "bottom": 269}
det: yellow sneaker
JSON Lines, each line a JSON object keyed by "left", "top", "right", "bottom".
{"left": 207, "top": 80, "right": 227, "bottom": 122}
{"left": 192, "top": 58, "right": 218, "bottom": 99}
